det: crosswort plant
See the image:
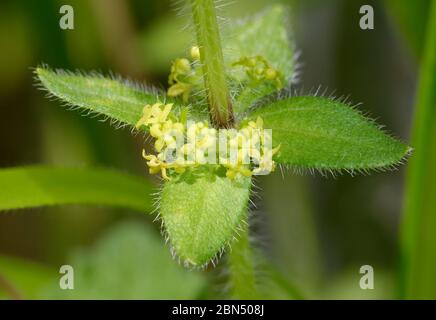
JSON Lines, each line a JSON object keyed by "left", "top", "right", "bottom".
{"left": 0, "top": 0, "right": 413, "bottom": 299}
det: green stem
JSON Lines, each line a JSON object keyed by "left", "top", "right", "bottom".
{"left": 401, "top": 1, "right": 436, "bottom": 299}
{"left": 262, "top": 262, "right": 306, "bottom": 300}
{"left": 228, "top": 222, "right": 259, "bottom": 299}
{"left": 190, "top": 0, "right": 234, "bottom": 127}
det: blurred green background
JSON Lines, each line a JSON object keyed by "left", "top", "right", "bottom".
{"left": 0, "top": 0, "right": 430, "bottom": 299}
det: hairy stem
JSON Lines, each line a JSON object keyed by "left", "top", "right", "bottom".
{"left": 401, "top": 1, "right": 436, "bottom": 299}
{"left": 228, "top": 222, "right": 259, "bottom": 299}
{"left": 190, "top": 0, "right": 234, "bottom": 127}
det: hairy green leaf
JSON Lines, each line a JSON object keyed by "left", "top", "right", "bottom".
{"left": 223, "top": 5, "right": 295, "bottom": 114}
{"left": 0, "top": 166, "right": 152, "bottom": 212}
{"left": 36, "top": 67, "right": 207, "bottom": 127}
{"left": 41, "top": 222, "right": 205, "bottom": 299}
{"left": 160, "top": 168, "right": 251, "bottom": 266}
{"left": 36, "top": 67, "right": 163, "bottom": 128}
{"left": 248, "top": 96, "right": 411, "bottom": 171}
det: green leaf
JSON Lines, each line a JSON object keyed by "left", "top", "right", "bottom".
{"left": 248, "top": 96, "right": 411, "bottom": 171}
{"left": 36, "top": 67, "right": 163, "bottom": 128}
{"left": 36, "top": 67, "right": 207, "bottom": 127}
{"left": 401, "top": 1, "right": 436, "bottom": 299}
{"left": 223, "top": 5, "right": 295, "bottom": 114}
{"left": 41, "top": 222, "right": 205, "bottom": 299}
{"left": 0, "top": 166, "right": 152, "bottom": 212}
{"left": 160, "top": 168, "right": 251, "bottom": 266}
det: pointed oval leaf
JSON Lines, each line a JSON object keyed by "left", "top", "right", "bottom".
{"left": 160, "top": 169, "right": 251, "bottom": 266}
{"left": 248, "top": 96, "right": 411, "bottom": 171}
{"left": 36, "top": 67, "right": 207, "bottom": 127}
{"left": 36, "top": 67, "right": 164, "bottom": 128}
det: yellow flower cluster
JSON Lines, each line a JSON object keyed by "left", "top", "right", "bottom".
{"left": 167, "top": 49, "right": 283, "bottom": 105}
{"left": 167, "top": 46, "right": 201, "bottom": 103}
{"left": 136, "top": 103, "right": 280, "bottom": 180}
{"left": 232, "top": 55, "right": 284, "bottom": 89}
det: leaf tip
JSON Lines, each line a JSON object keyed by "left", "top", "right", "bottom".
{"left": 34, "top": 65, "right": 49, "bottom": 78}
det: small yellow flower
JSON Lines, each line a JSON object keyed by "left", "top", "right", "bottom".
{"left": 233, "top": 55, "right": 284, "bottom": 90}
{"left": 190, "top": 46, "right": 201, "bottom": 60}
{"left": 168, "top": 83, "right": 192, "bottom": 102}
{"left": 169, "top": 59, "right": 191, "bottom": 83}
{"left": 149, "top": 123, "right": 162, "bottom": 138}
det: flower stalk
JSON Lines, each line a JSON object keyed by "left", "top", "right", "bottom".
{"left": 228, "top": 222, "right": 259, "bottom": 299}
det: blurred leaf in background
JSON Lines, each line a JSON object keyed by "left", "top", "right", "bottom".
{"left": 0, "top": 222, "right": 206, "bottom": 299}
{"left": 384, "top": 0, "right": 430, "bottom": 58}
{"left": 42, "top": 222, "right": 206, "bottom": 299}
